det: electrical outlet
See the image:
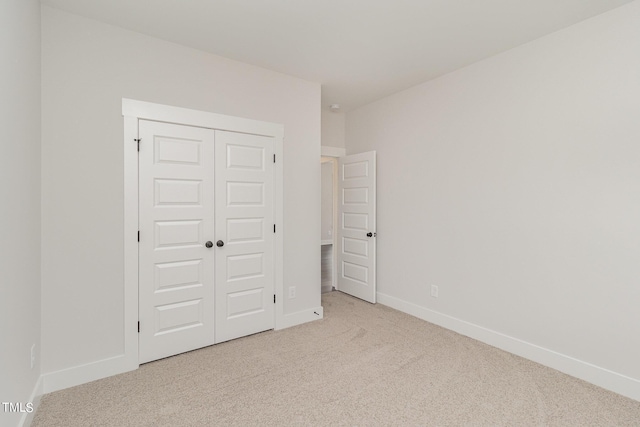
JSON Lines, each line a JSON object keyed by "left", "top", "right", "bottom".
{"left": 30, "top": 344, "right": 36, "bottom": 369}
{"left": 288, "top": 286, "right": 296, "bottom": 299}
{"left": 430, "top": 285, "right": 439, "bottom": 298}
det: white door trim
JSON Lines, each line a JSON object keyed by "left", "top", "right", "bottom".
{"left": 321, "top": 146, "right": 346, "bottom": 157}
{"left": 123, "top": 98, "right": 284, "bottom": 370}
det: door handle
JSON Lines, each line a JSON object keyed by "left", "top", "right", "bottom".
{"left": 216, "top": 240, "right": 225, "bottom": 247}
{"left": 205, "top": 241, "right": 213, "bottom": 248}
{"left": 366, "top": 232, "right": 373, "bottom": 237}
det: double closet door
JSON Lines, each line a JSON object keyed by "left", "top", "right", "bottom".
{"left": 138, "top": 120, "right": 275, "bottom": 364}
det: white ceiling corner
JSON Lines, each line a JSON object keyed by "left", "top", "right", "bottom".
{"left": 40, "top": 0, "right": 634, "bottom": 111}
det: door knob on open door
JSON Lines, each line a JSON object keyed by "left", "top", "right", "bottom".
{"left": 366, "top": 232, "right": 373, "bottom": 237}
{"left": 205, "top": 241, "right": 213, "bottom": 248}
{"left": 216, "top": 240, "right": 224, "bottom": 247}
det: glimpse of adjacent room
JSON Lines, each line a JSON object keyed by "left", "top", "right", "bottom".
{"left": 321, "top": 157, "right": 337, "bottom": 294}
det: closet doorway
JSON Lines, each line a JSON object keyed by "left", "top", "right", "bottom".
{"left": 123, "top": 99, "right": 284, "bottom": 367}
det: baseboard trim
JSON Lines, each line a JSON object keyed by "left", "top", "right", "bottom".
{"left": 18, "top": 375, "right": 43, "bottom": 427}
{"left": 40, "top": 306, "right": 324, "bottom": 395}
{"left": 277, "top": 306, "right": 324, "bottom": 330}
{"left": 377, "top": 292, "right": 640, "bottom": 402}
{"left": 42, "top": 354, "right": 137, "bottom": 395}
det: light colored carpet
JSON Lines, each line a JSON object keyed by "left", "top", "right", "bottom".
{"left": 33, "top": 291, "right": 640, "bottom": 426}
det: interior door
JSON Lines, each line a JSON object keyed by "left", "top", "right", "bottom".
{"left": 138, "top": 120, "right": 215, "bottom": 364}
{"left": 337, "top": 151, "right": 377, "bottom": 303}
{"left": 214, "top": 130, "right": 275, "bottom": 343}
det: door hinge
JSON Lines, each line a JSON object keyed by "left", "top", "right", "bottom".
{"left": 273, "top": 224, "right": 276, "bottom": 233}
{"left": 274, "top": 294, "right": 276, "bottom": 304}
{"left": 134, "top": 138, "right": 141, "bottom": 151}
{"left": 137, "top": 230, "right": 140, "bottom": 242}
{"left": 273, "top": 154, "right": 276, "bottom": 163}
{"left": 137, "top": 321, "right": 140, "bottom": 333}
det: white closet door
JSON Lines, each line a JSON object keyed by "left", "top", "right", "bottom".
{"left": 138, "top": 120, "right": 215, "bottom": 364}
{"left": 214, "top": 130, "right": 275, "bottom": 343}
{"left": 337, "top": 151, "right": 377, "bottom": 303}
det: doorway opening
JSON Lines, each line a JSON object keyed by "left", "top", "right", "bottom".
{"left": 320, "top": 148, "right": 377, "bottom": 303}
{"left": 123, "top": 98, "right": 285, "bottom": 369}
{"left": 321, "top": 156, "right": 338, "bottom": 294}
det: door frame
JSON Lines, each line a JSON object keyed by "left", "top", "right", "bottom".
{"left": 123, "top": 98, "right": 284, "bottom": 368}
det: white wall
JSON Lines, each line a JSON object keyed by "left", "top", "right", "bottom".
{"left": 347, "top": 1, "right": 640, "bottom": 398}
{"left": 0, "top": 0, "right": 42, "bottom": 425}
{"left": 321, "top": 109, "right": 346, "bottom": 148}
{"left": 41, "top": 6, "right": 320, "bottom": 377}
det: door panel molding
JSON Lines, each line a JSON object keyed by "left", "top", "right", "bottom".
{"left": 138, "top": 121, "right": 215, "bottom": 364}
{"left": 337, "top": 151, "right": 377, "bottom": 303}
{"left": 214, "top": 130, "right": 275, "bottom": 343}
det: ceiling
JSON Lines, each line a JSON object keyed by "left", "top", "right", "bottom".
{"left": 41, "top": 0, "right": 633, "bottom": 111}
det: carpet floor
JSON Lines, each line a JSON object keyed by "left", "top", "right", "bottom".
{"left": 33, "top": 291, "right": 640, "bottom": 426}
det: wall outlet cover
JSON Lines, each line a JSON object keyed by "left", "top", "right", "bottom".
{"left": 430, "top": 285, "right": 439, "bottom": 298}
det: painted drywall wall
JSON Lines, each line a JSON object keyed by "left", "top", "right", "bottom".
{"left": 0, "top": 0, "right": 42, "bottom": 425}
{"left": 41, "top": 6, "right": 320, "bottom": 376}
{"left": 347, "top": 1, "right": 640, "bottom": 397}
{"left": 321, "top": 110, "right": 346, "bottom": 148}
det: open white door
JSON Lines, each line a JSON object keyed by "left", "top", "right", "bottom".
{"left": 337, "top": 151, "right": 376, "bottom": 303}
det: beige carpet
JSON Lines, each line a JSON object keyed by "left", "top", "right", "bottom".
{"left": 33, "top": 291, "right": 640, "bottom": 426}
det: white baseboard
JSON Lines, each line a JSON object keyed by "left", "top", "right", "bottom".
{"left": 42, "top": 354, "right": 137, "bottom": 395}
{"left": 277, "top": 306, "right": 324, "bottom": 330}
{"left": 40, "top": 307, "right": 324, "bottom": 396}
{"left": 377, "top": 292, "right": 640, "bottom": 402}
{"left": 18, "top": 375, "right": 43, "bottom": 427}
